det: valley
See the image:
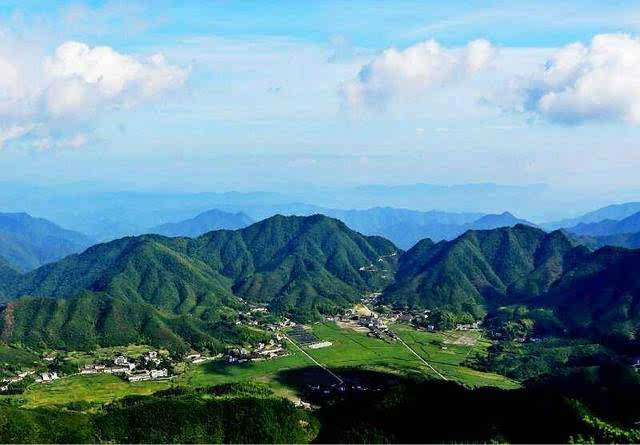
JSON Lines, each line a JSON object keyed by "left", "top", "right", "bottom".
{"left": 0, "top": 212, "right": 639, "bottom": 443}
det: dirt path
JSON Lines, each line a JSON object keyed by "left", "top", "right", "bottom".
{"left": 284, "top": 334, "right": 344, "bottom": 385}
{"left": 392, "top": 332, "right": 448, "bottom": 381}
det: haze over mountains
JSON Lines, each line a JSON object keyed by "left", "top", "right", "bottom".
{"left": 0, "top": 181, "right": 635, "bottom": 241}
{"left": 149, "top": 209, "right": 254, "bottom": 237}
{"left": 0, "top": 213, "right": 93, "bottom": 272}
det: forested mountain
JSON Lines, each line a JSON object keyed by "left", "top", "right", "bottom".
{"left": 384, "top": 224, "right": 640, "bottom": 341}
{"left": 231, "top": 206, "right": 530, "bottom": 249}
{"left": 0, "top": 292, "right": 260, "bottom": 352}
{"left": 383, "top": 225, "right": 582, "bottom": 317}
{"left": 543, "top": 246, "right": 640, "bottom": 340}
{"left": 0, "top": 215, "right": 398, "bottom": 349}
{"left": 0, "top": 213, "right": 93, "bottom": 271}
{"left": 149, "top": 209, "right": 254, "bottom": 237}
{"left": 567, "top": 211, "right": 640, "bottom": 237}
{"left": 0, "top": 256, "right": 19, "bottom": 299}
{"left": 5, "top": 215, "right": 397, "bottom": 316}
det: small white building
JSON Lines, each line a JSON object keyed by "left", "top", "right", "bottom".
{"left": 39, "top": 372, "right": 59, "bottom": 382}
{"left": 114, "top": 356, "right": 129, "bottom": 366}
{"left": 150, "top": 369, "right": 168, "bottom": 379}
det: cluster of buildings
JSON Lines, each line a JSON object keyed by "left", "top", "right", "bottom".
{"left": 79, "top": 351, "right": 172, "bottom": 382}
{"left": 226, "top": 340, "right": 289, "bottom": 364}
{"left": 0, "top": 370, "right": 37, "bottom": 391}
{"left": 264, "top": 317, "right": 296, "bottom": 332}
{"left": 0, "top": 370, "right": 61, "bottom": 392}
{"left": 127, "top": 368, "right": 169, "bottom": 382}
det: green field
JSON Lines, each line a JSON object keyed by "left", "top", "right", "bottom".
{"left": 12, "top": 322, "right": 517, "bottom": 408}
{"left": 179, "top": 322, "right": 518, "bottom": 395}
{"left": 63, "top": 344, "right": 161, "bottom": 369}
{"left": 18, "top": 373, "right": 172, "bottom": 408}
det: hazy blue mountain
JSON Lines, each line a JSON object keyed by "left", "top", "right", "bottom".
{"left": 149, "top": 209, "right": 254, "bottom": 237}
{"left": 469, "top": 212, "right": 535, "bottom": 230}
{"left": 545, "top": 201, "right": 640, "bottom": 230}
{"left": 567, "top": 211, "right": 640, "bottom": 237}
{"left": 571, "top": 231, "right": 640, "bottom": 250}
{"left": 0, "top": 212, "right": 93, "bottom": 271}
{"left": 0, "top": 180, "right": 616, "bottom": 240}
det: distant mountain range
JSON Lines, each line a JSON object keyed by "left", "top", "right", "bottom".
{"left": 572, "top": 231, "right": 640, "bottom": 250}
{"left": 565, "top": 211, "right": 640, "bottom": 237}
{"left": 545, "top": 202, "right": 640, "bottom": 230}
{"left": 157, "top": 206, "right": 533, "bottom": 249}
{"left": 149, "top": 209, "right": 254, "bottom": 237}
{"left": 0, "top": 212, "right": 93, "bottom": 271}
{"left": 0, "top": 180, "right": 619, "bottom": 240}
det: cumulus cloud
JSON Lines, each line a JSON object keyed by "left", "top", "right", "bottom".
{"left": 342, "top": 39, "right": 495, "bottom": 112}
{"left": 520, "top": 33, "right": 640, "bottom": 124}
{"left": 0, "top": 40, "right": 188, "bottom": 148}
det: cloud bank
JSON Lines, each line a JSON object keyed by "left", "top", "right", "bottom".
{"left": 520, "top": 33, "right": 640, "bottom": 124}
{"left": 0, "top": 40, "right": 188, "bottom": 148}
{"left": 343, "top": 39, "right": 495, "bottom": 112}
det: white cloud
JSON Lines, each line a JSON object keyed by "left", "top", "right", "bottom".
{"left": 0, "top": 124, "right": 34, "bottom": 149}
{"left": 32, "top": 133, "right": 89, "bottom": 150}
{"left": 519, "top": 33, "right": 640, "bottom": 124}
{"left": 0, "top": 39, "right": 189, "bottom": 147}
{"left": 342, "top": 39, "right": 496, "bottom": 113}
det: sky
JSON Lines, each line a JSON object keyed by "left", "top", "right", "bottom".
{"left": 2, "top": 1, "right": 640, "bottom": 195}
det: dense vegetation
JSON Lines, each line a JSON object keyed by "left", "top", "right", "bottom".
{"left": 383, "top": 225, "right": 582, "bottom": 316}
{"left": 314, "top": 368, "right": 640, "bottom": 444}
{"left": 0, "top": 293, "right": 268, "bottom": 353}
{"left": 0, "top": 212, "right": 92, "bottom": 272}
{"left": 384, "top": 224, "right": 640, "bottom": 343}
{"left": 0, "top": 215, "right": 397, "bottom": 349}
{"left": 3, "top": 371, "right": 640, "bottom": 444}
{"left": 0, "top": 383, "right": 318, "bottom": 444}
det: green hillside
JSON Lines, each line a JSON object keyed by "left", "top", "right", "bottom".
{"left": 0, "top": 257, "right": 19, "bottom": 299}
{"left": 544, "top": 246, "right": 640, "bottom": 341}
{"left": 0, "top": 215, "right": 398, "bottom": 349}
{"left": 0, "top": 292, "right": 264, "bottom": 352}
{"left": 383, "top": 225, "right": 581, "bottom": 317}
{"left": 385, "top": 224, "right": 640, "bottom": 341}
{"left": 189, "top": 214, "right": 398, "bottom": 319}
{"left": 11, "top": 235, "right": 236, "bottom": 315}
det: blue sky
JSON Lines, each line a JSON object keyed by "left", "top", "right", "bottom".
{"left": 2, "top": 1, "right": 640, "bottom": 195}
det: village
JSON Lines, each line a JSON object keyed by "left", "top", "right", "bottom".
{"left": 0, "top": 294, "right": 484, "bottom": 396}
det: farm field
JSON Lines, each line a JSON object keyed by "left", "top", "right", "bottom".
{"left": 10, "top": 322, "right": 517, "bottom": 408}
{"left": 180, "top": 322, "right": 518, "bottom": 395}
{"left": 16, "top": 374, "right": 172, "bottom": 409}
